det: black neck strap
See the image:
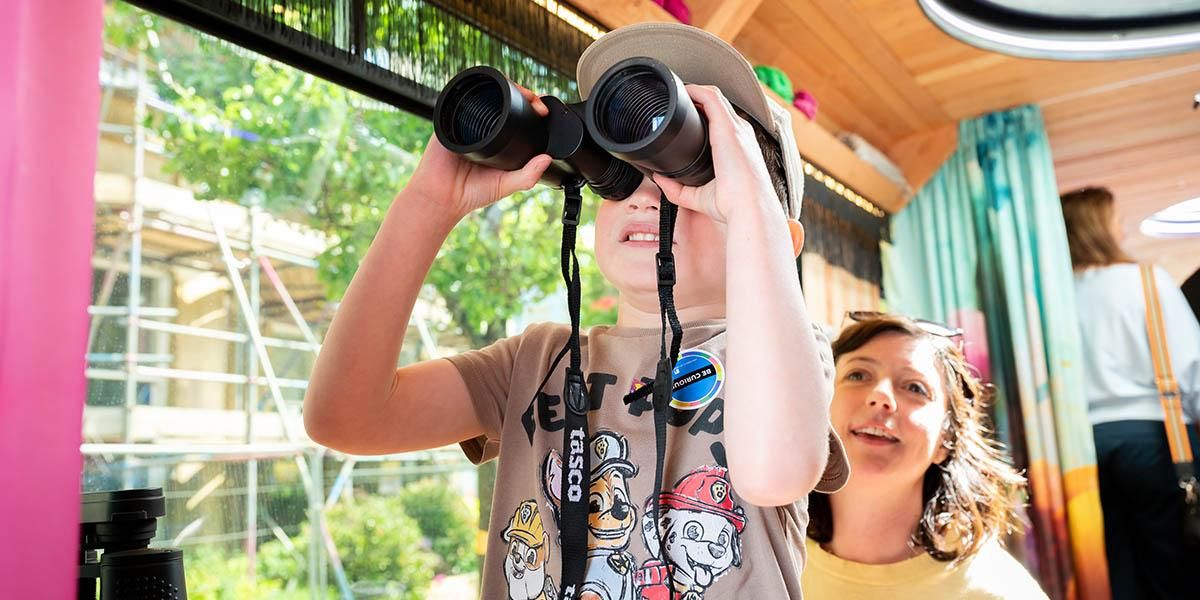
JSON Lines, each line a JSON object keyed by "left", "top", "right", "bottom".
{"left": 650, "top": 191, "right": 682, "bottom": 593}
{"left": 554, "top": 185, "right": 682, "bottom": 599}
{"left": 557, "top": 179, "right": 590, "bottom": 599}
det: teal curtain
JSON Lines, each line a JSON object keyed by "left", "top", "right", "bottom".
{"left": 885, "top": 105, "right": 1110, "bottom": 600}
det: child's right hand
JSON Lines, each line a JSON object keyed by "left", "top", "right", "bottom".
{"left": 405, "top": 85, "right": 554, "bottom": 219}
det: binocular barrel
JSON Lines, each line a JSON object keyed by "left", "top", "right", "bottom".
{"left": 434, "top": 66, "right": 574, "bottom": 187}
{"left": 433, "top": 58, "right": 715, "bottom": 200}
{"left": 586, "top": 57, "right": 714, "bottom": 187}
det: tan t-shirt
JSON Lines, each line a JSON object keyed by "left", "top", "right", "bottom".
{"left": 447, "top": 319, "right": 847, "bottom": 600}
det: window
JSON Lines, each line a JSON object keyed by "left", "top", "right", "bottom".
{"left": 89, "top": 3, "right": 493, "bottom": 597}
{"left": 92, "top": 2, "right": 611, "bottom": 595}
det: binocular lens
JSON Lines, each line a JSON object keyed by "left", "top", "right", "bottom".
{"left": 596, "top": 68, "right": 671, "bottom": 145}
{"left": 587, "top": 57, "right": 714, "bottom": 187}
{"left": 440, "top": 77, "right": 505, "bottom": 148}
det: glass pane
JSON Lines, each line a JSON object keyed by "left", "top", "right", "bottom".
{"left": 87, "top": 2, "right": 606, "bottom": 597}
{"left": 92, "top": 0, "right": 612, "bottom": 596}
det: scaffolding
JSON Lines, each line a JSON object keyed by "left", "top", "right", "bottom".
{"left": 87, "top": 47, "right": 471, "bottom": 599}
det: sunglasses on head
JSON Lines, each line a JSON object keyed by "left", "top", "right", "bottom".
{"left": 844, "top": 310, "right": 964, "bottom": 340}
{"left": 843, "top": 311, "right": 991, "bottom": 403}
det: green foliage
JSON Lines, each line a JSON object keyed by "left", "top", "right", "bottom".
{"left": 185, "top": 546, "right": 296, "bottom": 600}
{"left": 258, "top": 495, "right": 438, "bottom": 599}
{"left": 104, "top": 1, "right": 618, "bottom": 348}
{"left": 395, "top": 478, "right": 478, "bottom": 575}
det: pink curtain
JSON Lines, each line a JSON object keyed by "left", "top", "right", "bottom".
{"left": 0, "top": 1, "right": 103, "bottom": 596}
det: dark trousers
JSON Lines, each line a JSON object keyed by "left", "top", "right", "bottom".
{"left": 1094, "top": 420, "right": 1200, "bottom": 600}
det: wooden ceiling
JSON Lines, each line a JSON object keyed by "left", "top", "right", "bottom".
{"left": 567, "top": 0, "right": 1200, "bottom": 280}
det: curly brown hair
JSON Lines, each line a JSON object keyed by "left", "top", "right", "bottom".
{"left": 806, "top": 314, "right": 1026, "bottom": 562}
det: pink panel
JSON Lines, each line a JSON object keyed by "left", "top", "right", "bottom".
{"left": 950, "top": 308, "right": 992, "bottom": 383}
{"left": 0, "top": 1, "right": 103, "bottom": 596}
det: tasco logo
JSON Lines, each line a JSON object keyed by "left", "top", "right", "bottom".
{"left": 566, "top": 428, "right": 586, "bottom": 502}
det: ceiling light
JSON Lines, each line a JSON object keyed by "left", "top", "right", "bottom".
{"left": 1141, "top": 197, "right": 1200, "bottom": 238}
{"left": 918, "top": 0, "right": 1200, "bottom": 60}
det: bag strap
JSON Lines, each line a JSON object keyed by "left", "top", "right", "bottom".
{"left": 1139, "top": 264, "right": 1198, "bottom": 502}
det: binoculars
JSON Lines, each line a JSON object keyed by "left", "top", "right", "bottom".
{"left": 79, "top": 488, "right": 188, "bottom": 600}
{"left": 434, "top": 57, "right": 715, "bottom": 200}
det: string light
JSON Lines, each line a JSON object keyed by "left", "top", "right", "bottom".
{"left": 530, "top": 0, "right": 605, "bottom": 40}
{"left": 801, "top": 159, "right": 886, "bottom": 218}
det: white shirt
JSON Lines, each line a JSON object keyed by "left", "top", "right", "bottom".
{"left": 1073, "top": 264, "right": 1200, "bottom": 425}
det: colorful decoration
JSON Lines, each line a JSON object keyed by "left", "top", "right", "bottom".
{"left": 650, "top": 0, "right": 691, "bottom": 24}
{"left": 752, "top": 65, "right": 793, "bottom": 102}
{"left": 792, "top": 90, "right": 819, "bottom": 120}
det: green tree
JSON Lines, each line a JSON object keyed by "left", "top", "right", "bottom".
{"left": 104, "top": 1, "right": 618, "bottom": 350}
{"left": 395, "top": 478, "right": 479, "bottom": 575}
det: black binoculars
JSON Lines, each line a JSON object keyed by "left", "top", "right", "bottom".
{"left": 79, "top": 488, "right": 188, "bottom": 600}
{"left": 434, "top": 57, "right": 715, "bottom": 200}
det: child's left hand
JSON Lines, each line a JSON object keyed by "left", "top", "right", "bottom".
{"left": 652, "top": 84, "right": 778, "bottom": 224}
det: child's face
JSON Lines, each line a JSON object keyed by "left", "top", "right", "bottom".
{"left": 594, "top": 176, "right": 727, "bottom": 308}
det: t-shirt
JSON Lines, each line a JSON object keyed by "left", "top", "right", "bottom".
{"left": 801, "top": 538, "right": 1048, "bottom": 599}
{"left": 447, "top": 319, "right": 848, "bottom": 600}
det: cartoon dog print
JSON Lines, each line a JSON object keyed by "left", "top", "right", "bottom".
{"left": 542, "top": 430, "right": 639, "bottom": 600}
{"left": 502, "top": 500, "right": 557, "bottom": 600}
{"left": 633, "top": 466, "right": 747, "bottom": 599}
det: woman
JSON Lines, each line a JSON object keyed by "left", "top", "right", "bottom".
{"left": 802, "top": 314, "right": 1046, "bottom": 599}
{"left": 1061, "top": 187, "right": 1200, "bottom": 599}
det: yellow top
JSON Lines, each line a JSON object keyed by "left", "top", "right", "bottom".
{"left": 802, "top": 538, "right": 1049, "bottom": 600}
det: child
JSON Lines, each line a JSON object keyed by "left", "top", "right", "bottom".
{"left": 305, "top": 22, "right": 848, "bottom": 600}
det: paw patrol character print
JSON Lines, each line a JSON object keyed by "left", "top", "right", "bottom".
{"left": 632, "top": 497, "right": 671, "bottom": 600}
{"left": 634, "top": 466, "right": 747, "bottom": 599}
{"left": 542, "top": 430, "right": 639, "bottom": 600}
{"left": 503, "top": 500, "right": 557, "bottom": 600}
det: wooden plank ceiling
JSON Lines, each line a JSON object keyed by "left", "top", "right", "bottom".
{"left": 566, "top": 0, "right": 1200, "bottom": 280}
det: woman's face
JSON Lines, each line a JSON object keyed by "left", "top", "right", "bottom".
{"left": 831, "top": 332, "right": 950, "bottom": 487}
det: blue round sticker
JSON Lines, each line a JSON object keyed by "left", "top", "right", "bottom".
{"left": 670, "top": 349, "right": 724, "bottom": 410}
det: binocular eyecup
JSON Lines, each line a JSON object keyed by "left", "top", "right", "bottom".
{"left": 585, "top": 57, "right": 714, "bottom": 187}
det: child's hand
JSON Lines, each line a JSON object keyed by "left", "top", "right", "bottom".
{"left": 405, "top": 84, "right": 554, "bottom": 219}
{"left": 651, "top": 84, "right": 778, "bottom": 225}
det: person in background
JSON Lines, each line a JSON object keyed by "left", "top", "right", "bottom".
{"left": 802, "top": 313, "right": 1047, "bottom": 599}
{"left": 1182, "top": 266, "right": 1199, "bottom": 323}
{"left": 1061, "top": 186, "right": 1200, "bottom": 599}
